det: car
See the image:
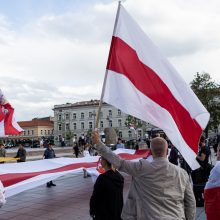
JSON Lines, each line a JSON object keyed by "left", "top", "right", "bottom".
{"left": 5, "top": 143, "right": 14, "bottom": 149}
{"left": 32, "top": 143, "right": 40, "bottom": 148}
{"left": 24, "top": 143, "right": 31, "bottom": 148}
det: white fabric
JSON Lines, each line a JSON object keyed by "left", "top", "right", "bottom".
{"left": 205, "top": 161, "right": 220, "bottom": 189}
{"left": 0, "top": 181, "right": 6, "bottom": 207}
{"left": 0, "top": 119, "right": 5, "bottom": 137}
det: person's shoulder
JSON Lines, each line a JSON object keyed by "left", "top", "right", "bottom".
{"left": 95, "top": 173, "right": 105, "bottom": 183}
{"left": 172, "top": 164, "right": 189, "bottom": 178}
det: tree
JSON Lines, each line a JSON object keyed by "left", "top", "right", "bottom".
{"left": 190, "top": 72, "right": 220, "bottom": 137}
{"left": 125, "top": 115, "right": 143, "bottom": 129}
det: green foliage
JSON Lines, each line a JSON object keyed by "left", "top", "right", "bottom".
{"left": 190, "top": 72, "right": 220, "bottom": 136}
{"left": 125, "top": 115, "right": 143, "bottom": 129}
{"left": 65, "top": 131, "right": 74, "bottom": 140}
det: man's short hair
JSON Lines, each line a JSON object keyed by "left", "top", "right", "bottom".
{"left": 101, "top": 156, "right": 111, "bottom": 167}
{"left": 150, "top": 137, "right": 168, "bottom": 157}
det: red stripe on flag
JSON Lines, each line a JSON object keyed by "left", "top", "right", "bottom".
{"left": 4, "top": 103, "right": 22, "bottom": 135}
{"left": 107, "top": 36, "right": 202, "bottom": 153}
{"left": 0, "top": 150, "right": 150, "bottom": 187}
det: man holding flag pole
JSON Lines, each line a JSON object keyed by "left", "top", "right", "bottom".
{"left": 93, "top": 1, "right": 211, "bottom": 219}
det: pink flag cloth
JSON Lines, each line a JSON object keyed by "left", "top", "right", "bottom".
{"left": 0, "top": 90, "right": 23, "bottom": 137}
{"left": 0, "top": 149, "right": 150, "bottom": 198}
{"left": 103, "top": 5, "right": 209, "bottom": 170}
{"left": 204, "top": 162, "right": 220, "bottom": 220}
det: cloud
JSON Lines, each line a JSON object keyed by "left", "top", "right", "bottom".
{"left": 0, "top": 76, "right": 102, "bottom": 120}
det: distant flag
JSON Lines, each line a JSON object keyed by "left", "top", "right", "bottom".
{"left": 101, "top": 3, "right": 209, "bottom": 169}
{"left": 0, "top": 90, "right": 23, "bottom": 137}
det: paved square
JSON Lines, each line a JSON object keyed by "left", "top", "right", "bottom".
{"left": 0, "top": 174, "right": 206, "bottom": 219}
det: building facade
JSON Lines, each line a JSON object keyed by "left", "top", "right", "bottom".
{"left": 53, "top": 100, "right": 153, "bottom": 146}
{"left": 3, "top": 117, "right": 54, "bottom": 147}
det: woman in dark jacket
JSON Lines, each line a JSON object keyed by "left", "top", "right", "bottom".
{"left": 90, "top": 156, "right": 124, "bottom": 220}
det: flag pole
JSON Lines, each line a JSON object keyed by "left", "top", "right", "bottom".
{"left": 95, "top": 1, "right": 122, "bottom": 129}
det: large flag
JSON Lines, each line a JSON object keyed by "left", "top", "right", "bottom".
{"left": 102, "top": 4, "right": 209, "bottom": 170}
{"left": 0, "top": 149, "right": 149, "bottom": 198}
{"left": 204, "top": 161, "right": 220, "bottom": 220}
{"left": 0, "top": 90, "right": 23, "bottom": 136}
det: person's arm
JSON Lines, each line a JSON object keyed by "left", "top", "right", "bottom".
{"left": 184, "top": 177, "right": 196, "bottom": 220}
{"left": 92, "top": 131, "right": 144, "bottom": 176}
{"left": 217, "top": 147, "right": 220, "bottom": 161}
{"left": 196, "top": 153, "right": 206, "bottom": 161}
{"left": 43, "top": 149, "right": 48, "bottom": 159}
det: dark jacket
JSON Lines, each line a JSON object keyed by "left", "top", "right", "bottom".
{"left": 90, "top": 169, "right": 124, "bottom": 220}
{"left": 15, "top": 148, "right": 26, "bottom": 162}
{"left": 44, "top": 148, "right": 56, "bottom": 159}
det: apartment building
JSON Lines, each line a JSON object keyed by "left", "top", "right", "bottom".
{"left": 53, "top": 100, "right": 150, "bottom": 146}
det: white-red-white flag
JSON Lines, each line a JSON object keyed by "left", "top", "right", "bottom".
{"left": 102, "top": 4, "right": 209, "bottom": 169}
{"left": 0, "top": 90, "right": 23, "bottom": 137}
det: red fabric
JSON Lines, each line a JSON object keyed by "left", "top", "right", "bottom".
{"left": 204, "top": 187, "right": 220, "bottom": 220}
{"left": 3, "top": 103, "right": 22, "bottom": 135}
{"left": 107, "top": 36, "right": 202, "bottom": 153}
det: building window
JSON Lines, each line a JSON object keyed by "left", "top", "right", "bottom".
{"left": 32, "top": 130, "right": 34, "bottom": 135}
{"left": 73, "top": 123, "right": 77, "bottom": 130}
{"left": 52, "top": 129, "right": 54, "bottom": 134}
{"left": 119, "top": 131, "right": 122, "bottom": 138}
{"left": 108, "top": 110, "right": 112, "bottom": 117}
{"left": 128, "top": 130, "right": 132, "bottom": 138}
{"left": 118, "top": 119, "right": 122, "bottom": 127}
{"left": 81, "top": 122, "right": 84, "bottom": 129}
{"left": 109, "top": 120, "right": 112, "bottom": 127}
{"left": 138, "top": 130, "right": 142, "bottom": 138}
{"left": 100, "top": 121, "right": 103, "bottom": 128}
{"left": 58, "top": 124, "right": 62, "bottom": 131}
{"left": 73, "top": 113, "right": 76, "bottom": 120}
{"left": 58, "top": 114, "right": 62, "bottom": 121}
{"left": 118, "top": 109, "right": 121, "bottom": 116}
{"left": 41, "top": 130, "right": 43, "bottom": 135}
{"left": 89, "top": 112, "right": 92, "bottom": 118}
{"left": 66, "top": 114, "right": 69, "bottom": 120}
{"left": 24, "top": 131, "right": 26, "bottom": 136}
{"left": 27, "top": 130, "right": 30, "bottom": 135}
{"left": 45, "top": 130, "right": 47, "bottom": 135}
{"left": 48, "top": 130, "right": 50, "bottom": 135}
{"left": 81, "top": 112, "right": 84, "bottom": 119}
{"left": 66, "top": 123, "right": 70, "bottom": 130}
{"left": 89, "top": 122, "right": 93, "bottom": 129}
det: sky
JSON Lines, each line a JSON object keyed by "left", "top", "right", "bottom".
{"left": 0, "top": 0, "right": 220, "bottom": 121}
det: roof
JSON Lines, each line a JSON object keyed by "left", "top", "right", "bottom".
{"left": 18, "top": 119, "right": 54, "bottom": 128}
{"left": 53, "top": 100, "right": 108, "bottom": 109}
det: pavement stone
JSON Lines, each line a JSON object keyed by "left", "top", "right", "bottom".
{"left": 0, "top": 173, "right": 206, "bottom": 220}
